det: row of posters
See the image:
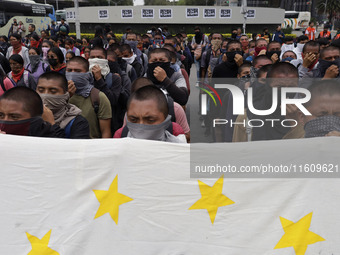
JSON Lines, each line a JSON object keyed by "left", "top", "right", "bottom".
{"left": 95, "top": 8, "right": 256, "bottom": 20}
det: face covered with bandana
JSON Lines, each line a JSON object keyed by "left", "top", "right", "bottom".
{"left": 225, "top": 43, "right": 243, "bottom": 63}
{"left": 36, "top": 78, "right": 82, "bottom": 129}
{"left": 0, "top": 99, "right": 38, "bottom": 135}
{"left": 301, "top": 93, "right": 340, "bottom": 138}
{"left": 126, "top": 96, "right": 172, "bottom": 141}
{"left": 66, "top": 61, "right": 94, "bottom": 98}
{"left": 318, "top": 49, "right": 340, "bottom": 78}
{"left": 125, "top": 34, "right": 138, "bottom": 54}
{"left": 147, "top": 52, "right": 174, "bottom": 84}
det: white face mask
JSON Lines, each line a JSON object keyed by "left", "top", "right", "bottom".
{"left": 282, "top": 44, "right": 295, "bottom": 52}
{"left": 296, "top": 43, "right": 305, "bottom": 51}
{"left": 88, "top": 58, "right": 110, "bottom": 78}
{"left": 122, "top": 54, "right": 136, "bottom": 65}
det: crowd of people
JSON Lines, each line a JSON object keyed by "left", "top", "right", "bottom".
{"left": 0, "top": 20, "right": 339, "bottom": 143}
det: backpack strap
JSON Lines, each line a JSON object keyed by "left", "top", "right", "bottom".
{"left": 121, "top": 125, "right": 129, "bottom": 137}
{"left": 23, "top": 70, "right": 29, "bottom": 87}
{"left": 105, "top": 73, "right": 113, "bottom": 89}
{"left": 167, "top": 96, "right": 176, "bottom": 123}
{"left": 166, "top": 122, "right": 173, "bottom": 134}
{"left": 204, "top": 49, "right": 212, "bottom": 69}
{"left": 64, "top": 118, "right": 76, "bottom": 138}
{"left": 0, "top": 78, "right": 6, "bottom": 92}
{"left": 90, "top": 87, "right": 100, "bottom": 114}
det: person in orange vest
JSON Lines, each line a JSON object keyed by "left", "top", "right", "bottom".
{"left": 318, "top": 25, "right": 332, "bottom": 40}
{"left": 305, "top": 21, "right": 316, "bottom": 41}
{"left": 334, "top": 28, "right": 340, "bottom": 40}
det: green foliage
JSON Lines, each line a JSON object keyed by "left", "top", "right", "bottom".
{"left": 144, "top": 0, "right": 171, "bottom": 5}
{"left": 282, "top": 26, "right": 293, "bottom": 35}
{"left": 316, "top": 0, "right": 340, "bottom": 20}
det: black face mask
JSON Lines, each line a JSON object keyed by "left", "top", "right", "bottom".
{"left": 108, "top": 61, "right": 121, "bottom": 75}
{"left": 226, "top": 51, "right": 243, "bottom": 62}
{"left": 266, "top": 51, "right": 281, "bottom": 60}
{"left": 147, "top": 62, "right": 173, "bottom": 84}
{"left": 318, "top": 58, "right": 340, "bottom": 77}
{"left": 143, "top": 42, "right": 150, "bottom": 48}
{"left": 48, "top": 58, "right": 58, "bottom": 67}
{"left": 0, "top": 117, "right": 39, "bottom": 136}
{"left": 231, "top": 33, "right": 237, "bottom": 39}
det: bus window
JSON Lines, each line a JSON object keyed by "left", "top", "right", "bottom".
{"left": 285, "top": 13, "right": 299, "bottom": 19}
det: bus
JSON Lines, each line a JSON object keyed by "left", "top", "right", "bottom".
{"left": 0, "top": 0, "right": 55, "bottom": 36}
{"left": 282, "top": 11, "right": 311, "bottom": 30}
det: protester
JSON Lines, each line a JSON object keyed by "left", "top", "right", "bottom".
{"left": 46, "top": 47, "right": 66, "bottom": 75}
{"left": 6, "top": 33, "right": 30, "bottom": 67}
{"left": 0, "top": 86, "right": 64, "bottom": 137}
{"left": 36, "top": 72, "right": 90, "bottom": 138}
{"left": 27, "top": 47, "right": 49, "bottom": 83}
{"left": 8, "top": 54, "right": 36, "bottom": 89}
{"left": 305, "top": 21, "right": 316, "bottom": 41}
{"left": 272, "top": 25, "right": 285, "bottom": 44}
{"left": 114, "top": 85, "right": 186, "bottom": 143}
{"left": 0, "top": 68, "right": 14, "bottom": 96}
{"left": 66, "top": 56, "right": 112, "bottom": 138}
{"left": 146, "top": 48, "right": 188, "bottom": 106}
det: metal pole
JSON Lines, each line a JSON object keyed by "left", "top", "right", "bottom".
{"left": 74, "top": 0, "right": 81, "bottom": 39}
{"left": 323, "top": 0, "right": 327, "bottom": 16}
{"left": 56, "top": 0, "right": 59, "bottom": 10}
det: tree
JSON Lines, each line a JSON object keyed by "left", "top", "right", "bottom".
{"left": 317, "top": 0, "right": 340, "bottom": 22}
{"left": 144, "top": 0, "right": 171, "bottom": 5}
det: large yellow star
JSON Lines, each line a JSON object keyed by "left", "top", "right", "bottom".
{"left": 93, "top": 175, "right": 133, "bottom": 224}
{"left": 275, "top": 212, "right": 325, "bottom": 255}
{"left": 26, "top": 229, "right": 59, "bottom": 255}
{"left": 189, "top": 175, "right": 235, "bottom": 224}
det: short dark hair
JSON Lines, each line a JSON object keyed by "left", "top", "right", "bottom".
{"left": 128, "top": 85, "right": 169, "bottom": 118}
{"left": 66, "top": 51, "right": 76, "bottom": 59}
{"left": 38, "top": 72, "right": 68, "bottom": 92}
{"left": 29, "top": 47, "right": 40, "bottom": 55}
{"left": 253, "top": 55, "right": 272, "bottom": 67}
{"left": 65, "top": 38, "right": 74, "bottom": 45}
{"left": 67, "top": 56, "right": 89, "bottom": 71}
{"left": 297, "top": 35, "right": 308, "bottom": 43}
{"left": 91, "top": 46, "right": 107, "bottom": 58}
{"left": 284, "top": 36, "right": 294, "bottom": 43}
{"left": 9, "top": 54, "right": 24, "bottom": 66}
{"left": 257, "top": 64, "right": 272, "bottom": 78}
{"left": 148, "top": 48, "right": 171, "bottom": 62}
{"left": 0, "top": 86, "right": 43, "bottom": 117}
{"left": 9, "top": 33, "right": 21, "bottom": 41}
{"left": 267, "top": 41, "right": 281, "bottom": 49}
{"left": 120, "top": 44, "right": 132, "bottom": 53}
{"left": 305, "top": 80, "right": 340, "bottom": 108}
{"left": 267, "top": 62, "right": 298, "bottom": 78}
{"left": 162, "top": 43, "right": 176, "bottom": 53}
{"left": 131, "top": 77, "right": 154, "bottom": 93}
{"left": 317, "top": 37, "right": 330, "bottom": 46}
{"left": 48, "top": 47, "right": 64, "bottom": 64}
{"left": 238, "top": 62, "right": 251, "bottom": 74}
{"left": 255, "top": 38, "right": 267, "bottom": 47}
{"left": 29, "top": 24, "right": 35, "bottom": 30}
{"left": 320, "top": 46, "right": 340, "bottom": 59}
{"left": 164, "top": 36, "right": 177, "bottom": 45}
{"left": 226, "top": 40, "right": 241, "bottom": 51}
{"left": 302, "top": 41, "right": 320, "bottom": 53}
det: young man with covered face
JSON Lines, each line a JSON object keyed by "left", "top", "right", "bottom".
{"left": 301, "top": 46, "right": 340, "bottom": 81}
{"left": 212, "top": 40, "right": 244, "bottom": 78}
{"left": 299, "top": 80, "right": 340, "bottom": 138}
{"left": 66, "top": 56, "right": 112, "bottom": 138}
{"left": 250, "top": 62, "right": 299, "bottom": 141}
{"left": 114, "top": 85, "right": 185, "bottom": 143}
{"left": 36, "top": 72, "right": 90, "bottom": 139}
{"left": 200, "top": 33, "right": 223, "bottom": 79}
{"left": 125, "top": 32, "right": 148, "bottom": 75}
{"left": 0, "top": 86, "right": 64, "bottom": 137}
{"left": 146, "top": 48, "right": 188, "bottom": 106}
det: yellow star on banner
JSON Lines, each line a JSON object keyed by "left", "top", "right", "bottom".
{"left": 189, "top": 175, "right": 234, "bottom": 224}
{"left": 26, "top": 229, "right": 59, "bottom": 255}
{"left": 275, "top": 212, "right": 325, "bottom": 255}
{"left": 93, "top": 175, "right": 133, "bottom": 224}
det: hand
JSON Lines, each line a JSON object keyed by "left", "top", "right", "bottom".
{"left": 68, "top": 80, "right": 76, "bottom": 97}
{"left": 42, "top": 105, "right": 55, "bottom": 125}
{"left": 235, "top": 54, "right": 243, "bottom": 67}
{"left": 323, "top": 65, "right": 339, "bottom": 79}
{"left": 153, "top": 66, "right": 167, "bottom": 82}
{"left": 302, "top": 52, "right": 317, "bottom": 68}
{"left": 285, "top": 104, "right": 299, "bottom": 121}
{"left": 258, "top": 49, "right": 266, "bottom": 56}
{"left": 92, "top": 65, "right": 102, "bottom": 81}
{"left": 222, "top": 53, "right": 227, "bottom": 62}
{"left": 271, "top": 53, "right": 279, "bottom": 63}
{"left": 325, "top": 131, "right": 340, "bottom": 137}
{"left": 0, "top": 130, "right": 6, "bottom": 134}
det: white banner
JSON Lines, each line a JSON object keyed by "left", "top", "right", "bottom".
{"left": 0, "top": 134, "right": 339, "bottom": 254}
